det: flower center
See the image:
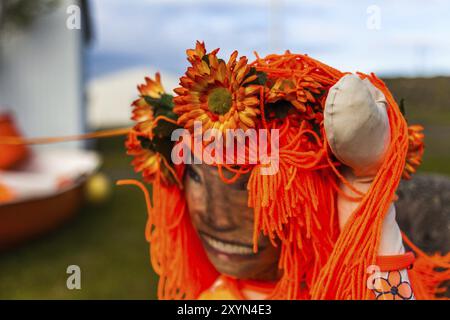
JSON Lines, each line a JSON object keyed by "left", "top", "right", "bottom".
{"left": 207, "top": 87, "right": 232, "bottom": 115}
{"left": 390, "top": 286, "right": 399, "bottom": 295}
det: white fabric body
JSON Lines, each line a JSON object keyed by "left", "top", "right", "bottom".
{"left": 324, "top": 74, "right": 405, "bottom": 256}
{"left": 324, "top": 74, "right": 414, "bottom": 299}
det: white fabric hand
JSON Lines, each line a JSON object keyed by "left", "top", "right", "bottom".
{"left": 324, "top": 74, "right": 390, "bottom": 177}
{"left": 324, "top": 74, "right": 404, "bottom": 256}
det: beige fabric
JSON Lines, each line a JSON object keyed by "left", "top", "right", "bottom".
{"left": 337, "top": 168, "right": 405, "bottom": 255}
{"left": 324, "top": 74, "right": 404, "bottom": 256}
{"left": 324, "top": 74, "right": 390, "bottom": 177}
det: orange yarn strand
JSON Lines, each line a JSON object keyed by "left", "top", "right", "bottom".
{"left": 0, "top": 127, "right": 131, "bottom": 145}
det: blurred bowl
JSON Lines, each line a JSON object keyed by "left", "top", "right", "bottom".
{"left": 0, "top": 149, "right": 100, "bottom": 251}
{"left": 0, "top": 181, "right": 85, "bottom": 251}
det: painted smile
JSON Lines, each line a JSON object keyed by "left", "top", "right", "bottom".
{"left": 199, "top": 232, "right": 256, "bottom": 256}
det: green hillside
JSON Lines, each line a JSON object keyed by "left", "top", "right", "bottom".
{"left": 384, "top": 77, "right": 450, "bottom": 175}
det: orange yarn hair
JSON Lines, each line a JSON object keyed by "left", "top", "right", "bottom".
{"left": 120, "top": 53, "right": 449, "bottom": 300}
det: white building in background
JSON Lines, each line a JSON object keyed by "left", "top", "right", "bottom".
{"left": 0, "top": 0, "right": 91, "bottom": 149}
{"left": 88, "top": 67, "right": 178, "bottom": 129}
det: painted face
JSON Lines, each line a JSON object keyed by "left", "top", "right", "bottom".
{"left": 184, "top": 164, "right": 281, "bottom": 281}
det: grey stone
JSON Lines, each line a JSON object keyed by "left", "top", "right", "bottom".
{"left": 396, "top": 174, "right": 450, "bottom": 254}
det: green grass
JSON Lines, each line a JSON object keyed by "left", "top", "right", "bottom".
{"left": 420, "top": 155, "right": 450, "bottom": 176}
{"left": 384, "top": 76, "right": 450, "bottom": 126}
{"left": 413, "top": 125, "right": 450, "bottom": 176}
{"left": 0, "top": 77, "right": 449, "bottom": 299}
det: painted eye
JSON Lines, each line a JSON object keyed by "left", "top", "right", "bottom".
{"left": 186, "top": 165, "right": 202, "bottom": 184}
{"left": 231, "top": 179, "right": 247, "bottom": 191}
{"left": 237, "top": 180, "right": 248, "bottom": 190}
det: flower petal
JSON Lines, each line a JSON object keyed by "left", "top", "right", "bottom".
{"left": 397, "top": 282, "right": 413, "bottom": 300}
{"left": 377, "top": 293, "right": 396, "bottom": 300}
{"left": 387, "top": 271, "right": 402, "bottom": 287}
{"left": 373, "top": 277, "right": 392, "bottom": 294}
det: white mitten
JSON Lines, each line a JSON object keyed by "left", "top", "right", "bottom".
{"left": 324, "top": 74, "right": 404, "bottom": 256}
{"left": 324, "top": 74, "right": 390, "bottom": 177}
{"left": 324, "top": 74, "right": 415, "bottom": 300}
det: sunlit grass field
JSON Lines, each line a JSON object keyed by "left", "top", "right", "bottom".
{"left": 0, "top": 77, "right": 449, "bottom": 299}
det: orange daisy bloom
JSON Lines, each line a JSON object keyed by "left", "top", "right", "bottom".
{"left": 403, "top": 125, "right": 425, "bottom": 180}
{"left": 373, "top": 271, "right": 413, "bottom": 300}
{"left": 127, "top": 73, "right": 178, "bottom": 185}
{"left": 173, "top": 41, "right": 261, "bottom": 138}
{"left": 126, "top": 131, "right": 161, "bottom": 183}
{"left": 266, "top": 76, "right": 322, "bottom": 112}
{"left": 131, "top": 73, "right": 165, "bottom": 136}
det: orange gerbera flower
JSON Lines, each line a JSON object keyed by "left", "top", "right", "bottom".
{"left": 127, "top": 73, "right": 178, "bottom": 185}
{"left": 173, "top": 41, "right": 261, "bottom": 137}
{"left": 126, "top": 131, "right": 161, "bottom": 183}
{"left": 373, "top": 271, "right": 413, "bottom": 300}
{"left": 266, "top": 76, "right": 322, "bottom": 112}
{"left": 403, "top": 124, "right": 425, "bottom": 179}
{"left": 131, "top": 73, "right": 165, "bottom": 136}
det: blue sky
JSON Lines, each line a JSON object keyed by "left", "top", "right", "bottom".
{"left": 87, "top": 0, "right": 450, "bottom": 79}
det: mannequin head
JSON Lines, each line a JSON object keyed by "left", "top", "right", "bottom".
{"left": 184, "top": 164, "right": 281, "bottom": 281}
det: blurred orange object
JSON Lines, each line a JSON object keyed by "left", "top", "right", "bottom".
{"left": 0, "top": 113, "right": 30, "bottom": 169}
{"left": 0, "top": 182, "right": 84, "bottom": 251}
{"left": 0, "top": 150, "right": 100, "bottom": 251}
{"left": 0, "top": 182, "right": 15, "bottom": 203}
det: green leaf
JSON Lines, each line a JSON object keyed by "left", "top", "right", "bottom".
{"left": 140, "top": 93, "right": 180, "bottom": 138}
{"left": 153, "top": 121, "right": 180, "bottom": 137}
{"left": 202, "top": 54, "right": 210, "bottom": 66}
{"left": 137, "top": 136, "right": 155, "bottom": 151}
{"left": 244, "top": 67, "right": 267, "bottom": 86}
{"left": 151, "top": 137, "right": 174, "bottom": 164}
{"left": 137, "top": 135, "right": 174, "bottom": 162}
{"left": 264, "top": 100, "right": 292, "bottom": 119}
{"left": 143, "top": 93, "right": 174, "bottom": 110}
